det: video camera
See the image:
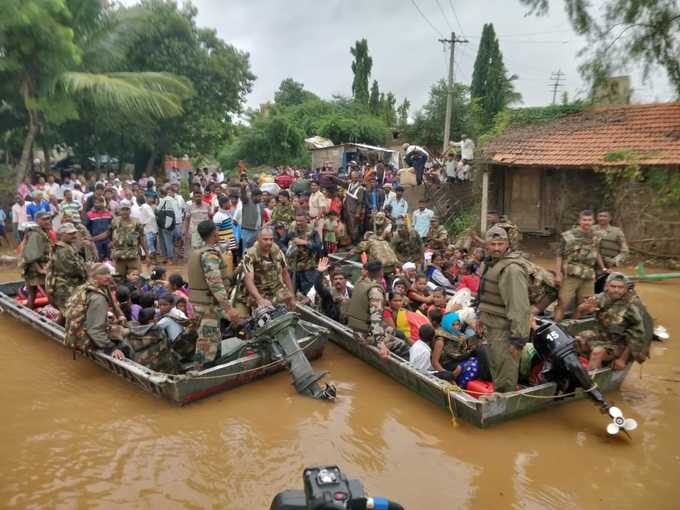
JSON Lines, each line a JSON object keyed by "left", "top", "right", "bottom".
{"left": 270, "top": 465, "right": 403, "bottom": 510}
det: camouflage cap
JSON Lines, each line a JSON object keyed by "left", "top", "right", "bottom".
{"left": 485, "top": 225, "right": 508, "bottom": 241}
{"left": 35, "top": 211, "right": 51, "bottom": 220}
{"left": 89, "top": 262, "right": 112, "bottom": 276}
{"left": 606, "top": 271, "right": 626, "bottom": 284}
{"left": 57, "top": 223, "right": 78, "bottom": 235}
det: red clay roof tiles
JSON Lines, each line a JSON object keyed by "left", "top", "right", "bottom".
{"left": 481, "top": 103, "right": 680, "bottom": 167}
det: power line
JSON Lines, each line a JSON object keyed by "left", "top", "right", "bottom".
{"left": 435, "top": 0, "right": 453, "bottom": 31}
{"left": 549, "top": 70, "right": 566, "bottom": 104}
{"left": 447, "top": 0, "right": 466, "bottom": 37}
{"left": 409, "top": 0, "right": 445, "bottom": 38}
{"left": 439, "top": 32, "right": 469, "bottom": 153}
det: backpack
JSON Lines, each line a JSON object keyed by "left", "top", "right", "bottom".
{"left": 156, "top": 200, "right": 176, "bottom": 231}
{"left": 63, "top": 283, "right": 108, "bottom": 354}
{"left": 369, "top": 239, "right": 400, "bottom": 268}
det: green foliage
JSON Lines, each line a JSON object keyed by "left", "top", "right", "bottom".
{"left": 520, "top": 0, "right": 680, "bottom": 97}
{"left": 275, "top": 78, "right": 317, "bottom": 106}
{"left": 445, "top": 205, "right": 476, "bottom": 238}
{"left": 369, "top": 80, "right": 381, "bottom": 115}
{"left": 405, "top": 80, "right": 472, "bottom": 148}
{"left": 350, "top": 39, "right": 372, "bottom": 105}
{"left": 470, "top": 23, "right": 521, "bottom": 132}
{"left": 478, "top": 101, "right": 588, "bottom": 147}
{"left": 381, "top": 92, "right": 397, "bottom": 126}
{"left": 645, "top": 168, "right": 680, "bottom": 207}
{"left": 397, "top": 98, "right": 410, "bottom": 128}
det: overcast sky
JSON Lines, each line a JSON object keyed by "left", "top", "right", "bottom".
{"left": 127, "top": 0, "right": 675, "bottom": 113}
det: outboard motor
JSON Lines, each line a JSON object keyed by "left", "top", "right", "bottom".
{"left": 251, "top": 306, "right": 336, "bottom": 400}
{"left": 533, "top": 319, "right": 638, "bottom": 437}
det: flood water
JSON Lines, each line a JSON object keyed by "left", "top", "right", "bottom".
{"left": 1, "top": 272, "right": 679, "bottom": 509}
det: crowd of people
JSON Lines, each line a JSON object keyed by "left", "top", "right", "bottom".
{"left": 9, "top": 150, "right": 651, "bottom": 393}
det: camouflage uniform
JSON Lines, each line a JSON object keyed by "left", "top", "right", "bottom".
{"left": 286, "top": 223, "right": 320, "bottom": 272}
{"left": 110, "top": 216, "right": 144, "bottom": 277}
{"left": 593, "top": 224, "right": 629, "bottom": 268}
{"left": 347, "top": 278, "right": 409, "bottom": 356}
{"left": 525, "top": 260, "right": 558, "bottom": 310}
{"left": 20, "top": 227, "right": 51, "bottom": 287}
{"left": 492, "top": 219, "right": 522, "bottom": 251}
{"left": 578, "top": 291, "right": 645, "bottom": 360}
{"left": 427, "top": 225, "right": 450, "bottom": 251}
{"left": 234, "top": 241, "right": 290, "bottom": 315}
{"left": 269, "top": 203, "right": 296, "bottom": 225}
{"left": 391, "top": 230, "right": 423, "bottom": 264}
{"left": 559, "top": 227, "right": 599, "bottom": 303}
{"left": 74, "top": 223, "right": 97, "bottom": 262}
{"left": 126, "top": 322, "right": 182, "bottom": 373}
{"left": 64, "top": 282, "right": 122, "bottom": 354}
{"left": 188, "top": 244, "right": 233, "bottom": 366}
{"left": 352, "top": 235, "right": 400, "bottom": 275}
{"left": 45, "top": 241, "right": 87, "bottom": 310}
{"left": 435, "top": 327, "right": 467, "bottom": 361}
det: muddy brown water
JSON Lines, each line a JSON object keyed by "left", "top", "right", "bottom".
{"left": 1, "top": 269, "right": 679, "bottom": 509}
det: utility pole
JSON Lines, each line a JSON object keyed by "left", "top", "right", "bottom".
{"left": 439, "top": 32, "right": 468, "bottom": 155}
{"left": 549, "top": 70, "right": 565, "bottom": 105}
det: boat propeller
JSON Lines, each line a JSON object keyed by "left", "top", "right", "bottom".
{"left": 250, "top": 306, "right": 336, "bottom": 401}
{"left": 606, "top": 406, "right": 638, "bottom": 437}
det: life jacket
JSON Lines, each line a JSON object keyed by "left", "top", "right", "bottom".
{"left": 347, "top": 279, "right": 383, "bottom": 333}
{"left": 17, "top": 226, "right": 50, "bottom": 273}
{"left": 63, "top": 283, "right": 111, "bottom": 353}
{"left": 187, "top": 245, "right": 222, "bottom": 306}
{"left": 110, "top": 217, "right": 141, "bottom": 259}
{"left": 477, "top": 253, "right": 527, "bottom": 326}
{"left": 594, "top": 225, "right": 623, "bottom": 261}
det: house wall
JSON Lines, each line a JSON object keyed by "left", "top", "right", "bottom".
{"left": 310, "top": 147, "right": 344, "bottom": 170}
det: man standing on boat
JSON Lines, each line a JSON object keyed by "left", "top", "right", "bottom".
{"left": 188, "top": 220, "right": 241, "bottom": 367}
{"left": 45, "top": 223, "right": 87, "bottom": 315}
{"left": 347, "top": 260, "right": 410, "bottom": 358}
{"left": 20, "top": 210, "right": 52, "bottom": 310}
{"left": 233, "top": 227, "right": 294, "bottom": 316}
{"left": 109, "top": 199, "right": 146, "bottom": 279}
{"left": 592, "top": 209, "right": 629, "bottom": 286}
{"left": 477, "top": 226, "right": 531, "bottom": 393}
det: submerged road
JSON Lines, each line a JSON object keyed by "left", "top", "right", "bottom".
{"left": 0, "top": 274, "right": 679, "bottom": 508}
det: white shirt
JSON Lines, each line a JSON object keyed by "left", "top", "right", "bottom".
{"left": 412, "top": 208, "right": 434, "bottom": 238}
{"left": 71, "top": 189, "right": 84, "bottom": 204}
{"left": 409, "top": 341, "right": 433, "bottom": 372}
{"left": 383, "top": 190, "right": 397, "bottom": 210}
{"left": 460, "top": 138, "right": 475, "bottom": 161}
{"left": 139, "top": 203, "right": 158, "bottom": 234}
{"left": 11, "top": 203, "right": 29, "bottom": 229}
{"left": 445, "top": 159, "right": 456, "bottom": 178}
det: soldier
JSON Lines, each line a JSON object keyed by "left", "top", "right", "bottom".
{"left": 45, "top": 223, "right": 88, "bottom": 315}
{"left": 269, "top": 190, "right": 296, "bottom": 225}
{"left": 187, "top": 220, "right": 241, "bottom": 367}
{"left": 574, "top": 272, "right": 646, "bottom": 370}
{"left": 525, "top": 260, "right": 559, "bottom": 314}
{"left": 554, "top": 210, "right": 606, "bottom": 321}
{"left": 593, "top": 209, "right": 629, "bottom": 287}
{"left": 427, "top": 216, "right": 449, "bottom": 250}
{"left": 343, "top": 170, "right": 365, "bottom": 244}
{"left": 286, "top": 213, "right": 323, "bottom": 294}
{"left": 477, "top": 226, "right": 531, "bottom": 392}
{"left": 62, "top": 211, "right": 97, "bottom": 262}
{"left": 235, "top": 227, "right": 295, "bottom": 315}
{"left": 350, "top": 231, "right": 400, "bottom": 276}
{"left": 63, "top": 263, "right": 128, "bottom": 360}
{"left": 126, "top": 307, "right": 182, "bottom": 373}
{"left": 390, "top": 221, "right": 423, "bottom": 265}
{"left": 109, "top": 199, "right": 146, "bottom": 278}
{"left": 373, "top": 211, "right": 393, "bottom": 240}
{"left": 20, "top": 210, "right": 52, "bottom": 309}
{"left": 472, "top": 210, "right": 522, "bottom": 251}
{"left": 346, "top": 260, "right": 410, "bottom": 358}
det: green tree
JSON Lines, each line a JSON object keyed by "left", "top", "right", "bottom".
{"left": 275, "top": 78, "right": 316, "bottom": 107}
{"left": 470, "top": 23, "right": 520, "bottom": 132}
{"left": 397, "top": 98, "right": 411, "bottom": 128}
{"left": 405, "top": 80, "right": 472, "bottom": 148}
{"left": 521, "top": 0, "right": 680, "bottom": 96}
{"left": 350, "top": 39, "right": 372, "bottom": 105}
{"left": 369, "top": 80, "right": 381, "bottom": 115}
{"left": 382, "top": 92, "right": 397, "bottom": 126}
{"left": 0, "top": 0, "right": 193, "bottom": 182}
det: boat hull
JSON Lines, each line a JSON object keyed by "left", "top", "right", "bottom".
{"left": 296, "top": 304, "right": 630, "bottom": 428}
{"left": 0, "top": 282, "right": 328, "bottom": 405}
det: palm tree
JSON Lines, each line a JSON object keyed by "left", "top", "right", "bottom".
{"left": 3, "top": 0, "right": 193, "bottom": 183}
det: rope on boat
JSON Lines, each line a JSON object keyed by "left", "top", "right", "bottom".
{"left": 183, "top": 334, "right": 322, "bottom": 381}
{"left": 444, "top": 382, "right": 600, "bottom": 427}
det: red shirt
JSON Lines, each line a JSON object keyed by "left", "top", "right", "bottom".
{"left": 275, "top": 174, "right": 295, "bottom": 189}
{"left": 458, "top": 274, "right": 480, "bottom": 295}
